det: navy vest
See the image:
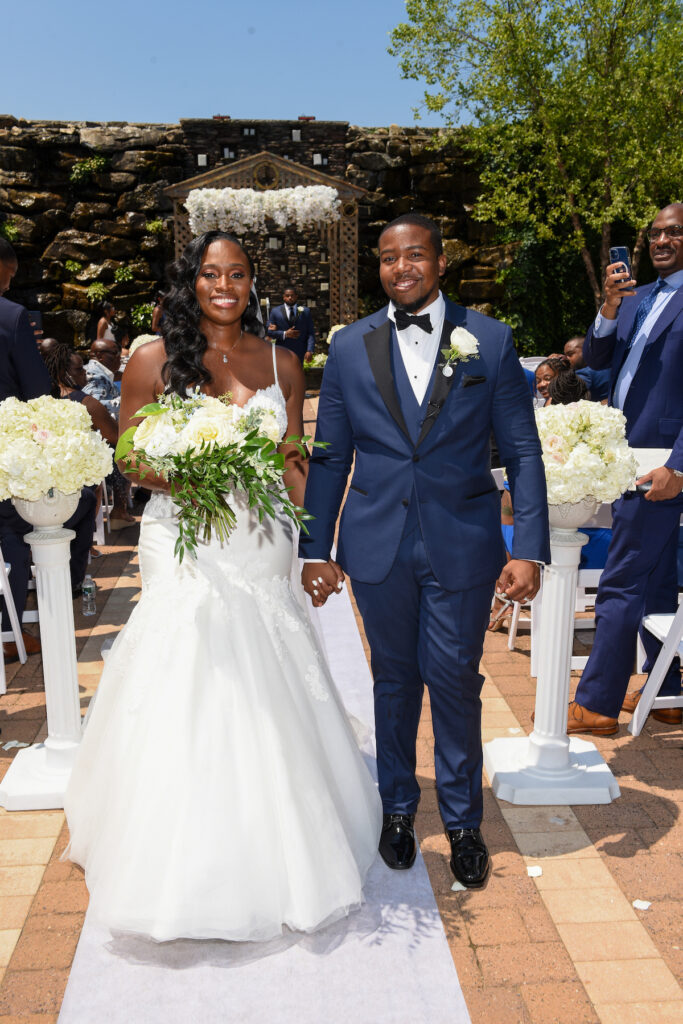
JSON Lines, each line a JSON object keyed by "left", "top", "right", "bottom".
{"left": 390, "top": 328, "right": 439, "bottom": 534}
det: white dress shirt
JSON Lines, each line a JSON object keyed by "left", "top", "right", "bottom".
{"left": 387, "top": 292, "right": 446, "bottom": 404}
{"left": 593, "top": 269, "right": 683, "bottom": 409}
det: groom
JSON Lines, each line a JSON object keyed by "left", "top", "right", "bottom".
{"left": 300, "top": 214, "right": 549, "bottom": 888}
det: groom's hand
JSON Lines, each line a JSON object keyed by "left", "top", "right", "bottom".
{"left": 496, "top": 559, "right": 540, "bottom": 604}
{"left": 302, "top": 561, "right": 345, "bottom": 607}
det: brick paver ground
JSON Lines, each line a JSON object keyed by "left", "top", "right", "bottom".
{"left": 0, "top": 394, "right": 681, "bottom": 1021}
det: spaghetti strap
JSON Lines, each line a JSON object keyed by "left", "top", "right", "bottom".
{"left": 271, "top": 341, "right": 279, "bottom": 388}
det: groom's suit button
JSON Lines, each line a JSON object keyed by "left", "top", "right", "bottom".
{"left": 412, "top": 454, "right": 420, "bottom": 462}
{"left": 402, "top": 498, "right": 409, "bottom": 506}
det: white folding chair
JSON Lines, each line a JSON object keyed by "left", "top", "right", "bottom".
{"left": 629, "top": 602, "right": 683, "bottom": 736}
{"left": 0, "top": 555, "right": 28, "bottom": 697}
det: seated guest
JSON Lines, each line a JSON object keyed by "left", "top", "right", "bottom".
{"left": 266, "top": 286, "right": 315, "bottom": 364}
{"left": 564, "top": 335, "right": 611, "bottom": 402}
{"left": 546, "top": 367, "right": 589, "bottom": 404}
{"left": 0, "top": 239, "right": 51, "bottom": 660}
{"left": 45, "top": 344, "right": 134, "bottom": 530}
{"left": 534, "top": 356, "right": 568, "bottom": 405}
{"left": 84, "top": 339, "right": 122, "bottom": 418}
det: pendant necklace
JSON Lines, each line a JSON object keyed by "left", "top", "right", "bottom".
{"left": 210, "top": 330, "right": 243, "bottom": 364}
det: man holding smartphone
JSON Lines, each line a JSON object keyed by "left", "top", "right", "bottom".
{"left": 567, "top": 203, "right": 683, "bottom": 735}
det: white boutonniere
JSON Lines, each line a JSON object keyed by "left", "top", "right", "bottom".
{"left": 441, "top": 327, "right": 479, "bottom": 378}
{"left": 296, "top": 305, "right": 304, "bottom": 316}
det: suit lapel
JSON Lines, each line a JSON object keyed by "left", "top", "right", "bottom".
{"left": 416, "top": 317, "right": 458, "bottom": 447}
{"left": 363, "top": 319, "right": 411, "bottom": 442}
{"left": 641, "top": 285, "right": 683, "bottom": 354}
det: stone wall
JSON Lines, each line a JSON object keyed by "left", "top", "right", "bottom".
{"left": 0, "top": 115, "right": 512, "bottom": 345}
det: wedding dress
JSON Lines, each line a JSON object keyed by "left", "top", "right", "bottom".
{"left": 64, "top": 364, "right": 382, "bottom": 943}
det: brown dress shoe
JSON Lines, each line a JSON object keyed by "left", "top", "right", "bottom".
{"left": 622, "top": 690, "right": 682, "bottom": 725}
{"left": 567, "top": 701, "right": 618, "bottom": 736}
{"left": 2, "top": 631, "right": 41, "bottom": 662}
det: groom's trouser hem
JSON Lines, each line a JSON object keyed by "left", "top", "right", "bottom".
{"left": 351, "top": 524, "right": 494, "bottom": 828}
{"left": 574, "top": 493, "right": 682, "bottom": 719}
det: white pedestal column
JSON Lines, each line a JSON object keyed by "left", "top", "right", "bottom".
{"left": 0, "top": 522, "right": 82, "bottom": 810}
{"left": 484, "top": 524, "right": 620, "bottom": 805}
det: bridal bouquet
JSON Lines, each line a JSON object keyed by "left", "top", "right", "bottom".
{"left": 115, "top": 391, "right": 315, "bottom": 562}
{"left": 0, "top": 395, "right": 113, "bottom": 501}
{"left": 535, "top": 400, "right": 637, "bottom": 505}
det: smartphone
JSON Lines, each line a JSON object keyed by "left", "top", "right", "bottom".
{"left": 609, "top": 246, "right": 632, "bottom": 289}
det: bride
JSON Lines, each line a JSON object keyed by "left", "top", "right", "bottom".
{"left": 64, "top": 231, "right": 382, "bottom": 942}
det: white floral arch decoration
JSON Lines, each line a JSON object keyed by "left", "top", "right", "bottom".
{"left": 185, "top": 185, "right": 341, "bottom": 237}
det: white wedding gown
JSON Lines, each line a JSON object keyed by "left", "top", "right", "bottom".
{"left": 64, "top": 379, "right": 382, "bottom": 943}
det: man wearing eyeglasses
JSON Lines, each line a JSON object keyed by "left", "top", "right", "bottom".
{"left": 567, "top": 203, "right": 683, "bottom": 736}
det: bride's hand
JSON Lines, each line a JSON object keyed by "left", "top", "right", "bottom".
{"left": 302, "top": 561, "right": 345, "bottom": 607}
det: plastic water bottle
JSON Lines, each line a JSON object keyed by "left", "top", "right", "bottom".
{"left": 82, "top": 575, "right": 97, "bottom": 616}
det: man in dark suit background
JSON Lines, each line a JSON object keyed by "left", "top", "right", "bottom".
{"left": 266, "top": 286, "right": 315, "bottom": 364}
{"left": 300, "top": 214, "right": 550, "bottom": 888}
{"left": 568, "top": 203, "right": 683, "bottom": 734}
{"left": 0, "top": 239, "right": 51, "bottom": 659}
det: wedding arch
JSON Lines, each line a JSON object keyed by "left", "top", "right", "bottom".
{"left": 164, "top": 151, "right": 366, "bottom": 326}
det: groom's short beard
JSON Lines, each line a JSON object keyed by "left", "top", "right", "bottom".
{"left": 393, "top": 295, "right": 428, "bottom": 314}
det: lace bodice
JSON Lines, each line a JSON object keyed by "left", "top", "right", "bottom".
{"left": 144, "top": 382, "right": 288, "bottom": 521}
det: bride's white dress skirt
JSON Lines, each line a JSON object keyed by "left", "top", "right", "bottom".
{"left": 65, "top": 492, "right": 382, "bottom": 942}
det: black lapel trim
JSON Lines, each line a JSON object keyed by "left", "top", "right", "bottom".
{"left": 363, "top": 320, "right": 411, "bottom": 441}
{"left": 416, "top": 318, "right": 458, "bottom": 447}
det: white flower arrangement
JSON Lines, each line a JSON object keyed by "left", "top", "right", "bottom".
{"left": 115, "top": 391, "right": 318, "bottom": 562}
{"left": 185, "top": 185, "right": 341, "bottom": 237}
{"left": 442, "top": 327, "right": 479, "bottom": 377}
{"left": 0, "top": 395, "right": 113, "bottom": 501}
{"left": 128, "top": 333, "right": 160, "bottom": 357}
{"left": 535, "top": 400, "right": 637, "bottom": 505}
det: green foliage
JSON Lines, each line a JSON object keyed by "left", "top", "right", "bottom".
{"left": 145, "top": 219, "right": 165, "bottom": 235}
{"left": 390, "top": 0, "right": 683, "bottom": 305}
{"left": 494, "top": 229, "right": 598, "bottom": 355}
{"left": 69, "top": 155, "right": 109, "bottom": 185}
{"left": 87, "top": 282, "right": 109, "bottom": 304}
{"left": 65, "top": 259, "right": 83, "bottom": 278}
{"left": 114, "top": 264, "right": 134, "bottom": 283}
{"left": 0, "top": 220, "right": 19, "bottom": 242}
{"left": 130, "top": 302, "right": 155, "bottom": 331}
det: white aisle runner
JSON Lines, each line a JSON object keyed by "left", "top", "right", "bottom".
{"left": 59, "top": 585, "right": 470, "bottom": 1024}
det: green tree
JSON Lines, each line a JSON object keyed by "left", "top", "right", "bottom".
{"left": 391, "top": 0, "right": 683, "bottom": 309}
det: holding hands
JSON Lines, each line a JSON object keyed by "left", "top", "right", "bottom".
{"left": 302, "top": 560, "right": 345, "bottom": 607}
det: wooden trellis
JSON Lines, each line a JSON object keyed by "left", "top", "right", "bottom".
{"left": 164, "top": 152, "right": 366, "bottom": 327}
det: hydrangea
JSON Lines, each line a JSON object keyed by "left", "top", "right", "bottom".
{"left": 185, "top": 186, "right": 341, "bottom": 237}
{"left": 0, "top": 395, "right": 113, "bottom": 501}
{"left": 535, "top": 401, "right": 637, "bottom": 505}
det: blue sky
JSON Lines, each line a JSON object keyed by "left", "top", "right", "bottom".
{"left": 4, "top": 1, "right": 440, "bottom": 127}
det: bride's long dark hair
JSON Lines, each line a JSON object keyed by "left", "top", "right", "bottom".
{"left": 161, "top": 230, "right": 263, "bottom": 397}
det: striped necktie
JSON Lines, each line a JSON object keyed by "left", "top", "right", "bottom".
{"left": 626, "top": 279, "right": 666, "bottom": 348}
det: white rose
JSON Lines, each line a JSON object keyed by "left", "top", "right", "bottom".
{"left": 448, "top": 327, "right": 479, "bottom": 361}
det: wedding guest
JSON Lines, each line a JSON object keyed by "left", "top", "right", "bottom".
{"left": 564, "top": 335, "right": 610, "bottom": 402}
{"left": 83, "top": 341, "right": 135, "bottom": 528}
{"left": 96, "top": 301, "right": 117, "bottom": 341}
{"left": 151, "top": 293, "right": 166, "bottom": 335}
{"left": 0, "top": 239, "right": 50, "bottom": 659}
{"left": 569, "top": 203, "right": 683, "bottom": 734}
{"left": 534, "top": 356, "right": 567, "bottom": 405}
{"left": 546, "top": 367, "right": 588, "bottom": 404}
{"left": 267, "top": 286, "right": 315, "bottom": 365}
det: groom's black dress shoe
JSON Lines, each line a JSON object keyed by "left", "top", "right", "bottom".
{"left": 446, "top": 828, "right": 490, "bottom": 888}
{"left": 379, "top": 814, "right": 416, "bottom": 870}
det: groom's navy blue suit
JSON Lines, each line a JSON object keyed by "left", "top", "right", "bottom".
{"left": 300, "top": 298, "right": 550, "bottom": 828}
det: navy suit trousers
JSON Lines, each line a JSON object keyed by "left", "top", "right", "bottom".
{"left": 351, "top": 519, "right": 494, "bottom": 830}
{"left": 574, "top": 492, "right": 682, "bottom": 718}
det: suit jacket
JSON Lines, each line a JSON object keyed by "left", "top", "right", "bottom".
{"left": 300, "top": 299, "right": 550, "bottom": 589}
{"left": 267, "top": 304, "right": 315, "bottom": 362}
{"left": 583, "top": 282, "right": 683, "bottom": 479}
{"left": 0, "top": 296, "right": 50, "bottom": 402}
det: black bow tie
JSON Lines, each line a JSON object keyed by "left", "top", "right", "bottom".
{"left": 394, "top": 309, "right": 433, "bottom": 333}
